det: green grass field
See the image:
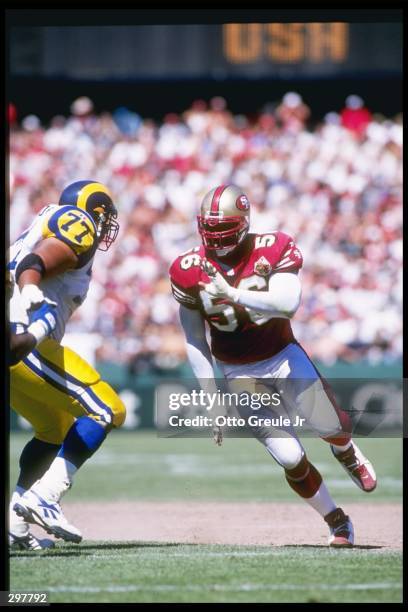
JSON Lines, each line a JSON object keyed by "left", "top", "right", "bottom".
{"left": 9, "top": 431, "right": 402, "bottom": 503}
{"left": 10, "top": 544, "right": 403, "bottom": 604}
{"left": 9, "top": 431, "right": 403, "bottom": 603}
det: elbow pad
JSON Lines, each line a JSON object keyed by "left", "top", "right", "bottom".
{"left": 272, "top": 274, "right": 301, "bottom": 316}
{"left": 15, "top": 253, "right": 46, "bottom": 283}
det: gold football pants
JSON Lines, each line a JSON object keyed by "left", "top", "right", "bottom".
{"left": 10, "top": 338, "right": 126, "bottom": 445}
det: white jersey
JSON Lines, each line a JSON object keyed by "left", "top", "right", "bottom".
{"left": 8, "top": 204, "right": 97, "bottom": 342}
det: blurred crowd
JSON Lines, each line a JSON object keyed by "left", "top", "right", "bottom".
{"left": 9, "top": 92, "right": 402, "bottom": 370}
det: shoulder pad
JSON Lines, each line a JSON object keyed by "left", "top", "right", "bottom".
{"left": 273, "top": 232, "right": 303, "bottom": 272}
{"left": 251, "top": 231, "right": 303, "bottom": 273}
{"left": 42, "top": 205, "right": 97, "bottom": 257}
{"left": 252, "top": 231, "right": 280, "bottom": 251}
{"left": 169, "top": 247, "right": 202, "bottom": 309}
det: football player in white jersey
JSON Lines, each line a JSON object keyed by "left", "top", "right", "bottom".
{"left": 169, "top": 184, "right": 377, "bottom": 547}
{"left": 8, "top": 180, "right": 126, "bottom": 548}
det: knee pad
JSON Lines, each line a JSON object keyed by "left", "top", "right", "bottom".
{"left": 264, "top": 437, "right": 305, "bottom": 471}
{"left": 58, "top": 415, "right": 108, "bottom": 468}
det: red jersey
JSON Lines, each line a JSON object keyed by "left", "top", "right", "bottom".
{"left": 169, "top": 231, "right": 303, "bottom": 365}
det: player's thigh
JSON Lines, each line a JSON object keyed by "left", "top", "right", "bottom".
{"left": 281, "top": 343, "right": 349, "bottom": 436}
{"left": 11, "top": 384, "right": 74, "bottom": 445}
{"left": 223, "top": 377, "right": 303, "bottom": 466}
{"left": 37, "top": 338, "right": 127, "bottom": 427}
{"left": 11, "top": 338, "right": 126, "bottom": 429}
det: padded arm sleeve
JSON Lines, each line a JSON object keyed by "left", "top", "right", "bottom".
{"left": 232, "top": 272, "right": 302, "bottom": 318}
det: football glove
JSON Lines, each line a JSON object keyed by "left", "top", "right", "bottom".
{"left": 199, "top": 259, "right": 238, "bottom": 301}
{"left": 27, "top": 301, "right": 58, "bottom": 343}
{"left": 20, "top": 284, "right": 56, "bottom": 313}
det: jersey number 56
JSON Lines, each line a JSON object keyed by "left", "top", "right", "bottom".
{"left": 200, "top": 275, "right": 273, "bottom": 331}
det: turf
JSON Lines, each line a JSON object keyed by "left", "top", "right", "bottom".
{"left": 9, "top": 432, "right": 403, "bottom": 502}
{"left": 8, "top": 432, "right": 403, "bottom": 603}
{"left": 10, "top": 542, "right": 403, "bottom": 603}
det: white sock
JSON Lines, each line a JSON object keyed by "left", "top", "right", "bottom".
{"left": 304, "top": 482, "right": 337, "bottom": 518}
{"left": 33, "top": 457, "right": 77, "bottom": 501}
{"left": 331, "top": 440, "right": 353, "bottom": 455}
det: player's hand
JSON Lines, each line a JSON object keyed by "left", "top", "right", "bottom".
{"left": 27, "top": 301, "right": 58, "bottom": 343}
{"left": 199, "top": 259, "right": 237, "bottom": 301}
{"left": 6, "top": 269, "right": 14, "bottom": 301}
{"left": 212, "top": 425, "right": 223, "bottom": 446}
{"left": 9, "top": 323, "right": 36, "bottom": 366}
{"left": 20, "top": 284, "right": 56, "bottom": 313}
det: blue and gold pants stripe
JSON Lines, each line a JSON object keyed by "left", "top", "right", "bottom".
{"left": 10, "top": 338, "right": 126, "bottom": 445}
{"left": 23, "top": 350, "right": 113, "bottom": 424}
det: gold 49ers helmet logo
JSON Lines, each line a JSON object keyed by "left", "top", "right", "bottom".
{"left": 236, "top": 195, "right": 249, "bottom": 211}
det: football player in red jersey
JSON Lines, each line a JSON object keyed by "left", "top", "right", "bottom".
{"left": 169, "top": 184, "right": 377, "bottom": 547}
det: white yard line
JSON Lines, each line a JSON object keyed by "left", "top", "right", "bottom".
{"left": 44, "top": 582, "right": 402, "bottom": 594}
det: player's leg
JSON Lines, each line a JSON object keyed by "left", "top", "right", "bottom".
{"left": 35, "top": 378, "right": 125, "bottom": 500}
{"left": 263, "top": 435, "right": 354, "bottom": 548}
{"left": 281, "top": 343, "right": 377, "bottom": 492}
{"left": 9, "top": 386, "right": 73, "bottom": 549}
{"left": 225, "top": 376, "right": 353, "bottom": 547}
{"left": 10, "top": 437, "right": 59, "bottom": 549}
{"left": 10, "top": 339, "right": 126, "bottom": 542}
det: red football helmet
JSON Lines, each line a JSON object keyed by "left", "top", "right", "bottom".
{"left": 197, "top": 184, "right": 250, "bottom": 256}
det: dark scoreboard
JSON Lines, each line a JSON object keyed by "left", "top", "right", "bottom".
{"left": 10, "top": 23, "right": 401, "bottom": 80}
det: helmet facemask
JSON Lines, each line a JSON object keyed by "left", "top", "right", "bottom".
{"left": 94, "top": 207, "right": 119, "bottom": 251}
{"left": 197, "top": 212, "right": 249, "bottom": 257}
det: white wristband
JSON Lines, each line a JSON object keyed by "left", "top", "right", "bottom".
{"left": 27, "top": 320, "right": 49, "bottom": 344}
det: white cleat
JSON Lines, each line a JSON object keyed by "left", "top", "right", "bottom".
{"left": 9, "top": 532, "right": 55, "bottom": 551}
{"left": 9, "top": 490, "right": 55, "bottom": 550}
{"left": 331, "top": 442, "right": 377, "bottom": 493}
{"left": 13, "top": 488, "right": 82, "bottom": 544}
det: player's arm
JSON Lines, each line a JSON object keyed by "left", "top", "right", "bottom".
{"left": 179, "top": 305, "right": 215, "bottom": 380}
{"left": 16, "top": 237, "right": 78, "bottom": 291}
{"left": 8, "top": 279, "right": 58, "bottom": 358}
{"left": 200, "top": 260, "right": 301, "bottom": 319}
{"left": 9, "top": 301, "right": 58, "bottom": 360}
{"left": 12, "top": 238, "right": 77, "bottom": 346}
{"left": 16, "top": 238, "right": 77, "bottom": 316}
{"left": 231, "top": 272, "right": 301, "bottom": 318}
{"left": 178, "top": 305, "right": 223, "bottom": 446}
